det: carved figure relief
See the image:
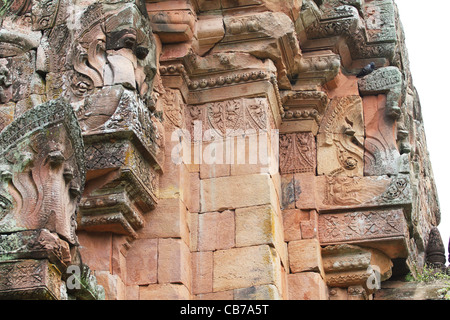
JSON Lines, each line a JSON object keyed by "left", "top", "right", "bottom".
{"left": 0, "top": 99, "right": 85, "bottom": 245}
{"left": 163, "top": 88, "right": 184, "bottom": 128}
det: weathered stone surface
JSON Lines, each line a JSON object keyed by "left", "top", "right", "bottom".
{"left": 192, "top": 251, "right": 213, "bottom": 295}
{"left": 197, "top": 210, "right": 235, "bottom": 251}
{"left": 425, "top": 227, "right": 447, "bottom": 269}
{"left": 126, "top": 238, "right": 158, "bottom": 286}
{"left": 362, "top": 94, "right": 401, "bottom": 176}
{"left": 235, "top": 204, "right": 288, "bottom": 268}
{"left": 140, "top": 283, "right": 190, "bottom": 300}
{"left": 140, "top": 198, "right": 189, "bottom": 241}
{"left": 288, "top": 272, "right": 328, "bottom": 300}
{"left": 374, "top": 280, "right": 450, "bottom": 300}
{"left": 0, "top": 99, "right": 84, "bottom": 244}
{"left": 0, "top": 0, "right": 441, "bottom": 301}
{"left": 321, "top": 244, "right": 393, "bottom": 296}
{"left": 319, "top": 208, "right": 408, "bottom": 259}
{"left": 315, "top": 174, "right": 412, "bottom": 212}
{"left": 0, "top": 229, "right": 71, "bottom": 269}
{"left": 288, "top": 239, "right": 324, "bottom": 276}
{"left": 317, "top": 96, "right": 365, "bottom": 176}
{"left": 234, "top": 284, "right": 282, "bottom": 300}
{"left": 158, "top": 238, "right": 191, "bottom": 289}
{"left": 0, "top": 259, "right": 62, "bottom": 300}
{"left": 200, "top": 173, "right": 277, "bottom": 213}
{"left": 213, "top": 245, "right": 282, "bottom": 293}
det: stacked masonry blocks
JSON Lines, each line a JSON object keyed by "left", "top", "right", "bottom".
{"left": 189, "top": 97, "right": 288, "bottom": 300}
{"left": 282, "top": 173, "right": 329, "bottom": 300}
{"left": 128, "top": 88, "right": 194, "bottom": 299}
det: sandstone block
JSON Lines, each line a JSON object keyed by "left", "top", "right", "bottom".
{"left": 197, "top": 210, "right": 235, "bottom": 251}
{"left": 288, "top": 239, "right": 324, "bottom": 276}
{"left": 189, "top": 212, "right": 199, "bottom": 251}
{"left": 94, "top": 271, "right": 126, "bottom": 301}
{"left": 300, "top": 210, "right": 318, "bottom": 239}
{"left": 288, "top": 272, "right": 328, "bottom": 300}
{"left": 282, "top": 209, "right": 309, "bottom": 241}
{"left": 200, "top": 173, "right": 277, "bottom": 212}
{"left": 140, "top": 283, "right": 190, "bottom": 300}
{"left": 294, "top": 174, "right": 317, "bottom": 210}
{"left": 77, "top": 231, "right": 112, "bottom": 272}
{"left": 235, "top": 204, "right": 288, "bottom": 268}
{"left": 192, "top": 251, "right": 213, "bottom": 295}
{"left": 126, "top": 238, "right": 158, "bottom": 286}
{"left": 234, "top": 285, "right": 282, "bottom": 300}
{"left": 158, "top": 238, "right": 191, "bottom": 288}
{"left": 281, "top": 174, "right": 298, "bottom": 209}
{"left": 213, "top": 245, "right": 281, "bottom": 292}
{"left": 195, "top": 290, "right": 234, "bottom": 300}
{"left": 140, "top": 198, "right": 189, "bottom": 242}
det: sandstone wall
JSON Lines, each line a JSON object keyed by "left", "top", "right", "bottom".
{"left": 0, "top": 0, "right": 443, "bottom": 300}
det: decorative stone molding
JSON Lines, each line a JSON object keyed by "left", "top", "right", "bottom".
{"left": 79, "top": 139, "right": 158, "bottom": 238}
{"left": 322, "top": 244, "right": 393, "bottom": 299}
{"left": 280, "top": 89, "right": 329, "bottom": 134}
{"left": 316, "top": 174, "right": 411, "bottom": 212}
{"left": 299, "top": 0, "right": 397, "bottom": 69}
{"left": 279, "top": 132, "right": 316, "bottom": 174}
{"left": 147, "top": 1, "right": 196, "bottom": 43}
{"left": 0, "top": 259, "right": 62, "bottom": 299}
{"left": 358, "top": 66, "right": 404, "bottom": 119}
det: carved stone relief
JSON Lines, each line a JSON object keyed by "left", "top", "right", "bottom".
{"left": 279, "top": 132, "right": 316, "bottom": 174}
{"left": 358, "top": 66, "right": 405, "bottom": 176}
{"left": 186, "top": 97, "right": 271, "bottom": 138}
{"left": 317, "top": 174, "right": 411, "bottom": 211}
{"left": 0, "top": 99, "right": 84, "bottom": 245}
{"left": 317, "top": 96, "right": 364, "bottom": 176}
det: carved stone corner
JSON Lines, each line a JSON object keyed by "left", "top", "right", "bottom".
{"left": 280, "top": 89, "right": 329, "bottom": 135}
{"left": 213, "top": 11, "right": 302, "bottom": 89}
{"left": 300, "top": 0, "right": 397, "bottom": 69}
{"left": 0, "top": 259, "right": 63, "bottom": 300}
{"left": 322, "top": 244, "right": 393, "bottom": 300}
{"left": 293, "top": 51, "right": 341, "bottom": 88}
{"left": 279, "top": 132, "right": 316, "bottom": 175}
{"left": 358, "top": 66, "right": 403, "bottom": 119}
{"left": 317, "top": 95, "right": 364, "bottom": 176}
{"left": 0, "top": 229, "right": 71, "bottom": 271}
{"left": 147, "top": 2, "right": 196, "bottom": 44}
{"left": 78, "top": 139, "right": 158, "bottom": 239}
{"left": 318, "top": 207, "right": 410, "bottom": 259}
{"left": 162, "top": 54, "right": 284, "bottom": 127}
{"left": 316, "top": 174, "right": 412, "bottom": 215}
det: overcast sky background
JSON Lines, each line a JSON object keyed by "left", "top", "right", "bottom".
{"left": 395, "top": 0, "right": 449, "bottom": 261}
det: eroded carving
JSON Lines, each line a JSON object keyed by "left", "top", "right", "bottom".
{"left": 0, "top": 99, "right": 84, "bottom": 244}
{"left": 279, "top": 132, "right": 316, "bottom": 174}
{"left": 318, "top": 96, "right": 364, "bottom": 176}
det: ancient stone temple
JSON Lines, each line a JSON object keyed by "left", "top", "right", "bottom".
{"left": 0, "top": 0, "right": 444, "bottom": 300}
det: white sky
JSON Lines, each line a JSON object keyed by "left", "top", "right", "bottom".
{"left": 395, "top": 0, "right": 449, "bottom": 261}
